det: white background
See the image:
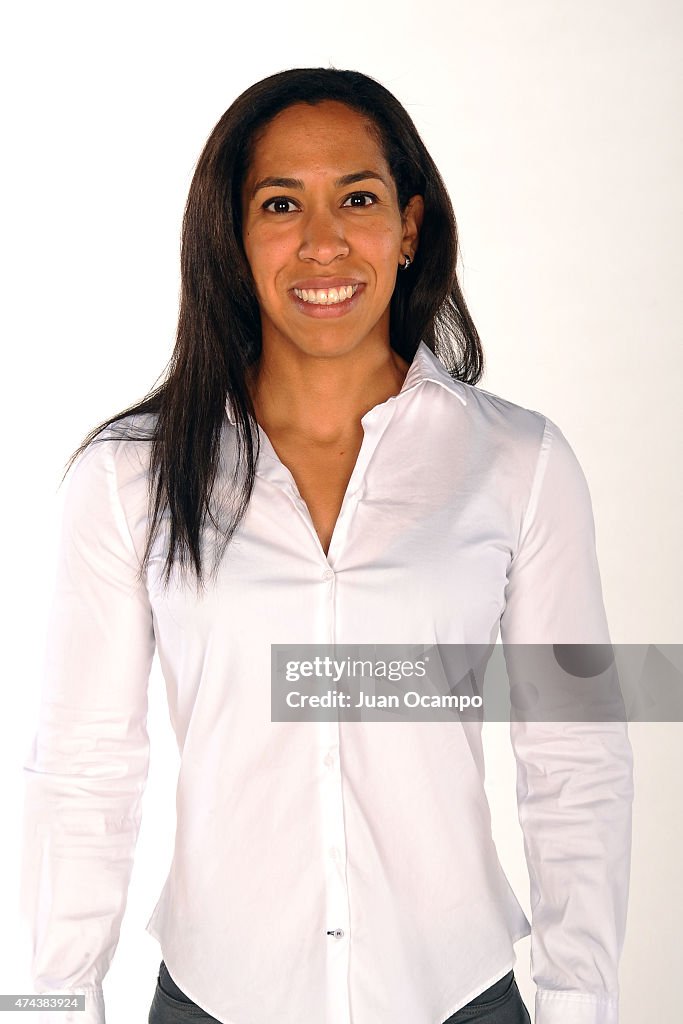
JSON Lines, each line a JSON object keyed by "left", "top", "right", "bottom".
{"left": 2, "top": 1, "right": 681, "bottom": 1020}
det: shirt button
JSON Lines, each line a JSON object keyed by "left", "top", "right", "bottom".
{"left": 323, "top": 751, "right": 334, "bottom": 767}
{"left": 322, "top": 568, "right": 335, "bottom": 581}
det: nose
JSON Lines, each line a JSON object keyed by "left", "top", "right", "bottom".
{"left": 297, "top": 205, "right": 350, "bottom": 264}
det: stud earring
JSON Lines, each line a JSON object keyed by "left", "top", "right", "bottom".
{"left": 401, "top": 254, "right": 412, "bottom": 270}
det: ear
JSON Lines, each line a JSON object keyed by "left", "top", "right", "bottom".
{"left": 401, "top": 194, "right": 425, "bottom": 255}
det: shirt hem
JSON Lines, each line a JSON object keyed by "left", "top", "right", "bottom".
{"left": 146, "top": 924, "right": 238, "bottom": 1024}
{"left": 434, "top": 956, "right": 519, "bottom": 1024}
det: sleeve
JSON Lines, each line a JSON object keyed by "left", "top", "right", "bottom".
{"left": 499, "top": 416, "right": 634, "bottom": 1024}
{"left": 20, "top": 436, "right": 156, "bottom": 1024}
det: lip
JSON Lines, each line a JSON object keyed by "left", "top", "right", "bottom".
{"left": 289, "top": 277, "right": 364, "bottom": 290}
{"left": 289, "top": 282, "right": 365, "bottom": 318}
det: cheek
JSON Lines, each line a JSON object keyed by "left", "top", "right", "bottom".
{"left": 365, "top": 232, "right": 402, "bottom": 293}
{"left": 356, "top": 222, "right": 402, "bottom": 265}
{"left": 245, "top": 230, "right": 292, "bottom": 294}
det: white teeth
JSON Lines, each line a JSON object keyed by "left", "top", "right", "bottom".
{"left": 294, "top": 284, "right": 359, "bottom": 304}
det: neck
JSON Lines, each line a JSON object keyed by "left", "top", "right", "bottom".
{"left": 247, "top": 336, "right": 411, "bottom": 445}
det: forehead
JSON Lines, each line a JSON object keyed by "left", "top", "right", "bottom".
{"left": 245, "top": 101, "right": 388, "bottom": 179}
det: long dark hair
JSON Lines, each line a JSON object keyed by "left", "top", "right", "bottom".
{"left": 67, "top": 67, "right": 484, "bottom": 589}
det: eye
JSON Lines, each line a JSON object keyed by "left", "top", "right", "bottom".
{"left": 342, "top": 191, "right": 378, "bottom": 208}
{"left": 262, "top": 196, "right": 299, "bottom": 214}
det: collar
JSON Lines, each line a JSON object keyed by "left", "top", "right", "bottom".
{"left": 225, "top": 339, "right": 468, "bottom": 425}
{"left": 392, "top": 339, "right": 469, "bottom": 409}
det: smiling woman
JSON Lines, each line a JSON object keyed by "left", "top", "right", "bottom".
{"left": 58, "top": 67, "right": 482, "bottom": 585}
{"left": 239, "top": 99, "right": 426, "bottom": 554}
{"left": 21, "top": 67, "right": 632, "bottom": 1024}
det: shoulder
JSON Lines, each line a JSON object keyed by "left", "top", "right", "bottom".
{"left": 454, "top": 380, "right": 581, "bottom": 469}
{"left": 433, "top": 377, "right": 560, "bottom": 473}
{"left": 72, "top": 412, "right": 156, "bottom": 476}
{"left": 461, "top": 386, "right": 596, "bottom": 539}
{"left": 64, "top": 412, "right": 157, "bottom": 531}
{"left": 418, "top": 342, "right": 551, "bottom": 454}
{"left": 458, "top": 381, "right": 547, "bottom": 442}
{"left": 429, "top": 380, "right": 590, "bottom": 524}
{"left": 414, "top": 342, "right": 558, "bottom": 470}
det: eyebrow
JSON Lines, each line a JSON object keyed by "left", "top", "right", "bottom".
{"left": 251, "top": 169, "right": 389, "bottom": 198}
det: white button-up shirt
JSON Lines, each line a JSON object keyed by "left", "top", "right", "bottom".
{"left": 21, "top": 340, "right": 633, "bottom": 1024}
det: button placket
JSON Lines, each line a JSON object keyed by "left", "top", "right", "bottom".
{"left": 317, "top": 632, "right": 350, "bottom": 1023}
{"left": 258, "top": 407, "right": 399, "bottom": 1024}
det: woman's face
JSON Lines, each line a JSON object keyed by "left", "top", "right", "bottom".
{"left": 240, "top": 100, "right": 423, "bottom": 361}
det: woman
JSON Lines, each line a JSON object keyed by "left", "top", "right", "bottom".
{"left": 21, "top": 69, "right": 633, "bottom": 1024}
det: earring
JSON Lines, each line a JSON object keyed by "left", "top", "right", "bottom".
{"left": 401, "top": 254, "right": 412, "bottom": 270}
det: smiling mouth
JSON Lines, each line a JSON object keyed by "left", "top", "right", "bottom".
{"left": 292, "top": 284, "right": 360, "bottom": 305}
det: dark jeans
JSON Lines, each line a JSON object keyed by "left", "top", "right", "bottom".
{"left": 148, "top": 960, "right": 531, "bottom": 1023}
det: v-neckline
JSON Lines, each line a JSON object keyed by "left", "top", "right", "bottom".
{"left": 256, "top": 422, "right": 365, "bottom": 563}
{"left": 254, "top": 391, "right": 401, "bottom": 566}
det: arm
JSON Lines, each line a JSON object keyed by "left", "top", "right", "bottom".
{"left": 500, "top": 416, "right": 634, "bottom": 1024}
{"left": 20, "top": 434, "right": 156, "bottom": 1024}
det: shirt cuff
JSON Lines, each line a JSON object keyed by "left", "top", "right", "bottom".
{"left": 32, "top": 986, "right": 104, "bottom": 1024}
{"left": 535, "top": 989, "right": 619, "bottom": 1024}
